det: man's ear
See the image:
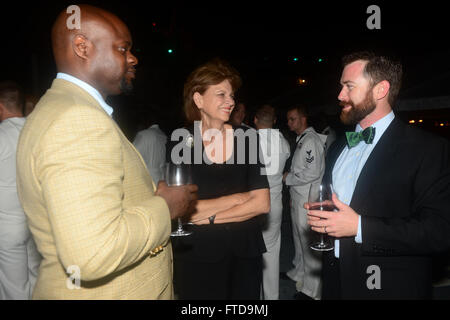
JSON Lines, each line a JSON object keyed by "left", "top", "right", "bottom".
{"left": 301, "top": 115, "right": 307, "bottom": 125}
{"left": 193, "top": 92, "right": 203, "bottom": 109}
{"left": 72, "top": 34, "right": 91, "bottom": 60}
{"left": 373, "top": 80, "right": 390, "bottom": 100}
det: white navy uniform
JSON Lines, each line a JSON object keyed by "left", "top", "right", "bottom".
{"left": 285, "top": 126, "right": 326, "bottom": 300}
{"left": 258, "top": 128, "right": 290, "bottom": 300}
{"left": 133, "top": 124, "right": 168, "bottom": 186}
{"left": 0, "top": 117, "right": 41, "bottom": 299}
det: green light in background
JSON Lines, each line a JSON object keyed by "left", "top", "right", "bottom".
{"left": 168, "top": 49, "right": 173, "bottom": 53}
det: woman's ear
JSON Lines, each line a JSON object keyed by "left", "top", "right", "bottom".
{"left": 193, "top": 92, "right": 203, "bottom": 109}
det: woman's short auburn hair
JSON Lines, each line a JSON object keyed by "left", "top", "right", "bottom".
{"left": 183, "top": 58, "right": 242, "bottom": 124}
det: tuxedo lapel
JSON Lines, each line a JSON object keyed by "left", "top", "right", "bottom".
{"left": 350, "top": 118, "right": 403, "bottom": 210}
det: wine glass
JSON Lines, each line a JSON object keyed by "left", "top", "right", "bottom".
{"left": 164, "top": 162, "right": 193, "bottom": 237}
{"left": 307, "top": 183, "right": 336, "bottom": 251}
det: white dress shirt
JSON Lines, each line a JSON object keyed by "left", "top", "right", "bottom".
{"left": 332, "top": 111, "right": 395, "bottom": 258}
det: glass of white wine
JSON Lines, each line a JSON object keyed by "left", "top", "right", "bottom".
{"left": 164, "top": 163, "right": 193, "bottom": 237}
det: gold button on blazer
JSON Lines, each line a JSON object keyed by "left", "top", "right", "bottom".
{"left": 16, "top": 79, "right": 173, "bottom": 299}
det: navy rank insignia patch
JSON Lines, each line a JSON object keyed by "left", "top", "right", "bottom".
{"left": 306, "top": 150, "right": 314, "bottom": 163}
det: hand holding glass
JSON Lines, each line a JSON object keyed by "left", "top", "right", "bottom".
{"left": 307, "top": 183, "right": 336, "bottom": 251}
{"left": 164, "top": 163, "right": 193, "bottom": 237}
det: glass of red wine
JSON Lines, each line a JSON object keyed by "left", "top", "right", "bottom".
{"left": 308, "top": 183, "right": 336, "bottom": 251}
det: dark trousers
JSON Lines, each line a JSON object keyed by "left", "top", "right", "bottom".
{"left": 321, "top": 252, "right": 341, "bottom": 300}
{"left": 174, "top": 254, "right": 263, "bottom": 300}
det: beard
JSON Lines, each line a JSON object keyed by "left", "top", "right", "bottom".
{"left": 339, "top": 90, "right": 376, "bottom": 125}
{"left": 119, "top": 77, "right": 134, "bottom": 95}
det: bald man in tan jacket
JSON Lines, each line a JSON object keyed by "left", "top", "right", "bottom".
{"left": 16, "top": 5, "right": 197, "bottom": 299}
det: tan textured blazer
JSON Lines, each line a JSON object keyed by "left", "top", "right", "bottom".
{"left": 16, "top": 79, "right": 173, "bottom": 299}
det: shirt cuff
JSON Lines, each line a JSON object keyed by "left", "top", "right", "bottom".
{"left": 355, "top": 215, "right": 362, "bottom": 243}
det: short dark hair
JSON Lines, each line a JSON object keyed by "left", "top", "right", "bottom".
{"left": 287, "top": 104, "right": 309, "bottom": 119}
{"left": 183, "top": 58, "right": 242, "bottom": 124}
{"left": 255, "top": 104, "right": 275, "bottom": 126}
{"left": 342, "top": 51, "right": 403, "bottom": 107}
{"left": 0, "top": 81, "right": 25, "bottom": 114}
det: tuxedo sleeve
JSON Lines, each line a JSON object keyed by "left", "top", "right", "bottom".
{"left": 361, "top": 138, "right": 450, "bottom": 256}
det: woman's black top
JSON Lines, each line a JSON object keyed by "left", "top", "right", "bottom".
{"left": 167, "top": 124, "right": 269, "bottom": 262}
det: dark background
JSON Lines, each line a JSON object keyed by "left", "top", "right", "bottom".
{"left": 1, "top": 0, "right": 450, "bottom": 140}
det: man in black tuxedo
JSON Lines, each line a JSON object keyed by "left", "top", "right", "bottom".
{"left": 307, "top": 51, "right": 450, "bottom": 299}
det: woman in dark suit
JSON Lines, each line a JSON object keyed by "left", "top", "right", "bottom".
{"left": 168, "top": 58, "right": 270, "bottom": 299}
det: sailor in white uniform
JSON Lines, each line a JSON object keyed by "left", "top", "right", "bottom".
{"left": 284, "top": 105, "right": 326, "bottom": 300}
{"left": 0, "top": 81, "right": 41, "bottom": 300}
{"left": 255, "top": 105, "right": 290, "bottom": 300}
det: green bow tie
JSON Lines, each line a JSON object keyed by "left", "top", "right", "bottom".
{"left": 345, "top": 127, "right": 376, "bottom": 148}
